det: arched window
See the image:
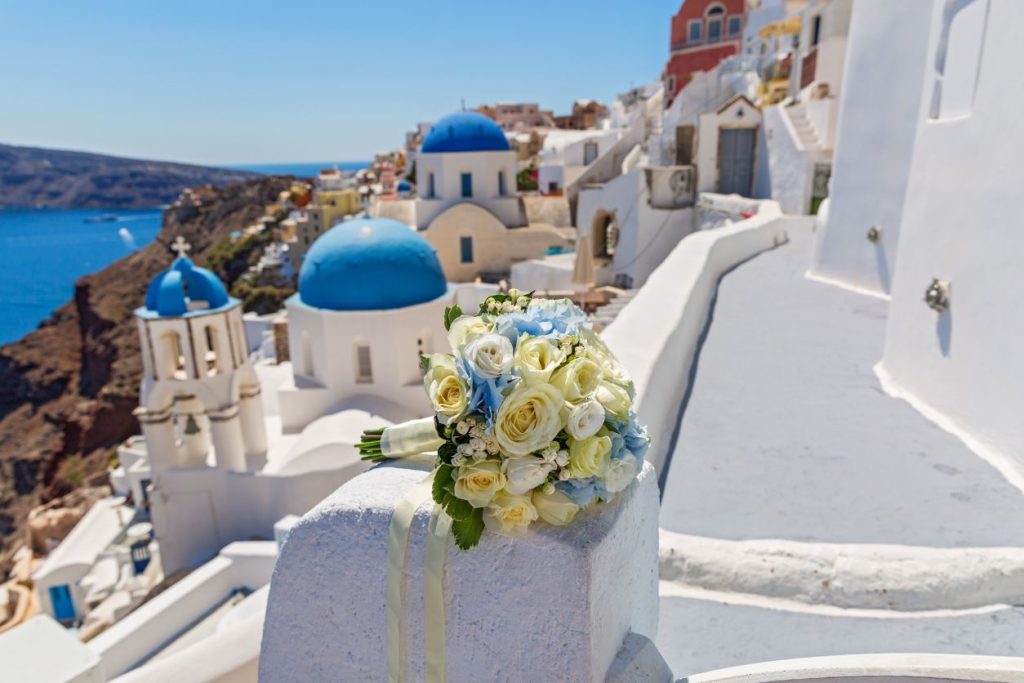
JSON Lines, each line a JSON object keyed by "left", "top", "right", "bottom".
{"left": 592, "top": 211, "right": 618, "bottom": 260}
{"left": 354, "top": 341, "right": 373, "bottom": 384}
{"left": 300, "top": 330, "right": 314, "bottom": 378}
{"left": 498, "top": 170, "right": 506, "bottom": 196}
{"left": 428, "top": 172, "right": 436, "bottom": 199}
{"left": 706, "top": 4, "right": 725, "bottom": 43}
{"left": 161, "top": 331, "right": 186, "bottom": 379}
{"left": 203, "top": 325, "right": 221, "bottom": 376}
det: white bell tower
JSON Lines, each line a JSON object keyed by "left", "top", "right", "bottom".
{"left": 134, "top": 238, "right": 267, "bottom": 475}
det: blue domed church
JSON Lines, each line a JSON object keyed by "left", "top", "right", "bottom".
{"left": 278, "top": 217, "right": 475, "bottom": 431}
{"left": 389, "top": 111, "right": 572, "bottom": 282}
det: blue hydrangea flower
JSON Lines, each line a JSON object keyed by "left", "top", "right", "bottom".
{"left": 456, "top": 353, "right": 516, "bottom": 426}
{"left": 557, "top": 477, "right": 613, "bottom": 507}
{"left": 624, "top": 413, "right": 650, "bottom": 462}
{"left": 493, "top": 299, "right": 589, "bottom": 345}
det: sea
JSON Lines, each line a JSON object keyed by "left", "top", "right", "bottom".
{"left": 0, "top": 161, "right": 370, "bottom": 346}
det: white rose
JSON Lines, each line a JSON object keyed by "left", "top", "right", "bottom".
{"left": 580, "top": 328, "right": 634, "bottom": 393}
{"left": 464, "top": 333, "right": 514, "bottom": 378}
{"left": 550, "top": 358, "right": 602, "bottom": 403}
{"left": 595, "top": 380, "right": 631, "bottom": 424}
{"left": 504, "top": 456, "right": 555, "bottom": 495}
{"left": 513, "top": 335, "right": 565, "bottom": 385}
{"left": 567, "top": 434, "right": 612, "bottom": 479}
{"left": 484, "top": 490, "right": 539, "bottom": 536}
{"left": 532, "top": 489, "right": 580, "bottom": 526}
{"left": 602, "top": 454, "right": 638, "bottom": 493}
{"left": 448, "top": 315, "right": 491, "bottom": 350}
{"left": 566, "top": 400, "right": 605, "bottom": 441}
{"left": 453, "top": 460, "right": 506, "bottom": 508}
{"left": 494, "top": 383, "right": 565, "bottom": 456}
{"left": 422, "top": 354, "right": 468, "bottom": 424}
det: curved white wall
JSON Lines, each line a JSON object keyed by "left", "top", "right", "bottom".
{"left": 880, "top": 0, "right": 1024, "bottom": 482}
{"left": 809, "top": 0, "right": 935, "bottom": 295}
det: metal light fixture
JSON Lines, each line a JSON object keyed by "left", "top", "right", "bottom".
{"left": 184, "top": 414, "right": 201, "bottom": 436}
{"left": 924, "top": 278, "right": 950, "bottom": 313}
{"left": 867, "top": 225, "right": 880, "bottom": 243}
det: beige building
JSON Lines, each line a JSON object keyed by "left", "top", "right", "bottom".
{"left": 374, "top": 111, "right": 572, "bottom": 282}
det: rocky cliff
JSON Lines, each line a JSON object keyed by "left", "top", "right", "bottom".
{"left": 0, "top": 143, "right": 258, "bottom": 208}
{"left": 0, "top": 176, "right": 292, "bottom": 577}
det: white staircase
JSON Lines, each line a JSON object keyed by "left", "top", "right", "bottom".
{"left": 787, "top": 104, "right": 822, "bottom": 150}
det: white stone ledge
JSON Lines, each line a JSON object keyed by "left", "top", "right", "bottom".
{"left": 260, "top": 461, "right": 661, "bottom": 682}
{"left": 602, "top": 202, "right": 813, "bottom": 474}
{"left": 660, "top": 529, "right": 1024, "bottom": 612}
{"left": 684, "top": 653, "right": 1024, "bottom": 683}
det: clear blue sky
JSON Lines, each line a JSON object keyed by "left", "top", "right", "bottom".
{"left": 0, "top": 0, "right": 680, "bottom": 166}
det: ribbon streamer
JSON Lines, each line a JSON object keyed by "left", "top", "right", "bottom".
{"left": 386, "top": 474, "right": 434, "bottom": 683}
{"left": 424, "top": 505, "right": 452, "bottom": 682}
{"left": 386, "top": 469, "right": 452, "bottom": 683}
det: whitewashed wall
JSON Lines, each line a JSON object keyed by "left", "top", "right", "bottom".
{"left": 762, "top": 106, "right": 811, "bottom": 214}
{"left": 880, "top": 0, "right": 1024, "bottom": 480}
{"left": 809, "top": 0, "right": 935, "bottom": 295}
{"left": 576, "top": 169, "right": 695, "bottom": 289}
{"left": 416, "top": 150, "right": 522, "bottom": 228}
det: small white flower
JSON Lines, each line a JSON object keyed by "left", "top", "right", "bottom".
{"left": 517, "top": 296, "right": 529, "bottom": 308}
{"left": 453, "top": 454, "right": 467, "bottom": 466}
{"left": 456, "top": 421, "right": 469, "bottom": 435}
{"left": 469, "top": 426, "right": 483, "bottom": 438}
{"left": 556, "top": 450, "right": 569, "bottom": 467}
{"left": 472, "top": 449, "right": 487, "bottom": 461}
{"left": 470, "top": 437, "right": 485, "bottom": 451}
{"left": 559, "top": 469, "right": 571, "bottom": 481}
{"left": 542, "top": 482, "right": 556, "bottom": 495}
{"left": 458, "top": 443, "right": 473, "bottom": 455}
{"left": 486, "top": 441, "right": 500, "bottom": 455}
{"left": 502, "top": 301, "right": 514, "bottom": 313}
{"left": 574, "top": 345, "right": 585, "bottom": 356}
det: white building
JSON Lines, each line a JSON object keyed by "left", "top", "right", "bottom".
{"left": 537, "top": 128, "right": 621, "bottom": 195}
{"left": 111, "top": 222, "right": 498, "bottom": 577}
{"left": 375, "top": 112, "right": 572, "bottom": 281}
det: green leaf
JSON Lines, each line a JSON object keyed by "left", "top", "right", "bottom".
{"left": 437, "top": 441, "right": 457, "bottom": 465}
{"left": 419, "top": 354, "right": 432, "bottom": 375}
{"left": 432, "top": 465, "right": 454, "bottom": 505}
{"left": 443, "top": 305, "right": 463, "bottom": 331}
{"left": 442, "top": 495, "right": 475, "bottom": 522}
{"left": 451, "top": 508, "right": 485, "bottom": 550}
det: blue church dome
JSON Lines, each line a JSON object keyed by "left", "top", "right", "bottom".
{"left": 421, "top": 112, "right": 511, "bottom": 154}
{"left": 298, "top": 218, "right": 447, "bottom": 311}
{"left": 142, "top": 255, "right": 232, "bottom": 317}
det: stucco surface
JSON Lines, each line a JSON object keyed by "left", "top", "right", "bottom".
{"left": 658, "top": 593, "right": 1024, "bottom": 678}
{"left": 659, "top": 231, "right": 1024, "bottom": 548}
{"left": 259, "top": 461, "right": 660, "bottom": 683}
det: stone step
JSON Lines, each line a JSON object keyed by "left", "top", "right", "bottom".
{"left": 656, "top": 584, "right": 1024, "bottom": 678}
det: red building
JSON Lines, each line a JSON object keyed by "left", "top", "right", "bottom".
{"left": 663, "top": 0, "right": 746, "bottom": 107}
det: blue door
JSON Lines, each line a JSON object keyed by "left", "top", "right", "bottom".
{"left": 49, "top": 585, "right": 75, "bottom": 623}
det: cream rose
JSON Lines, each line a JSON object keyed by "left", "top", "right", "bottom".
{"left": 513, "top": 335, "right": 565, "bottom": 385}
{"left": 580, "top": 328, "right": 634, "bottom": 393}
{"left": 595, "top": 380, "right": 631, "bottom": 424}
{"left": 504, "top": 455, "right": 555, "bottom": 495}
{"left": 422, "top": 355, "right": 468, "bottom": 424}
{"left": 532, "top": 488, "right": 580, "bottom": 526}
{"left": 464, "top": 333, "right": 514, "bottom": 378}
{"left": 602, "top": 454, "right": 638, "bottom": 493}
{"left": 448, "top": 315, "right": 491, "bottom": 350}
{"left": 484, "top": 490, "right": 539, "bottom": 536}
{"left": 550, "top": 357, "right": 602, "bottom": 403}
{"left": 494, "top": 383, "right": 565, "bottom": 456}
{"left": 566, "top": 399, "right": 605, "bottom": 441}
{"left": 453, "top": 460, "right": 506, "bottom": 508}
{"left": 567, "top": 434, "right": 612, "bottom": 479}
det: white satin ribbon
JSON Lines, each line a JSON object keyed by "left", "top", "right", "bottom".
{"left": 381, "top": 417, "right": 445, "bottom": 458}
{"left": 386, "top": 468, "right": 452, "bottom": 683}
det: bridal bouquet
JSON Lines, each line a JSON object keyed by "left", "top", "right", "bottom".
{"left": 359, "top": 290, "right": 649, "bottom": 550}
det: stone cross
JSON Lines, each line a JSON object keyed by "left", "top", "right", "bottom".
{"left": 171, "top": 236, "right": 191, "bottom": 258}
